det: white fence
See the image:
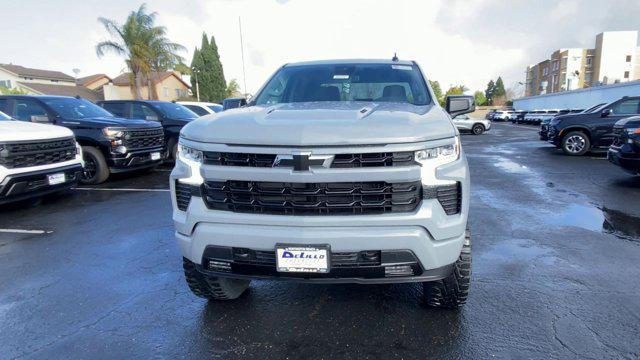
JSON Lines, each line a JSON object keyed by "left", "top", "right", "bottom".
{"left": 513, "top": 80, "right": 640, "bottom": 110}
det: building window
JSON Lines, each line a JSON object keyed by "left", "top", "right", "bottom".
{"left": 586, "top": 57, "right": 593, "bottom": 66}
{"left": 585, "top": 73, "right": 592, "bottom": 84}
{"left": 163, "top": 87, "right": 169, "bottom": 97}
{"left": 0, "top": 80, "right": 11, "bottom": 88}
{"left": 626, "top": 55, "right": 632, "bottom": 62}
{"left": 624, "top": 71, "right": 630, "bottom": 79}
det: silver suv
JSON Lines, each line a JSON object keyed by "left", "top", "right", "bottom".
{"left": 171, "top": 59, "right": 474, "bottom": 308}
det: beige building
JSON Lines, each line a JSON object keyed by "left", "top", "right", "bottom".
{"left": 525, "top": 31, "right": 640, "bottom": 97}
{"left": 100, "top": 71, "right": 190, "bottom": 101}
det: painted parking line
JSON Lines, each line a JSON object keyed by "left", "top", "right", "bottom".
{"left": 0, "top": 229, "right": 53, "bottom": 234}
{"left": 76, "top": 187, "right": 170, "bottom": 192}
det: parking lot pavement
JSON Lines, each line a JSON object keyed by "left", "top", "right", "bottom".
{"left": 1, "top": 122, "right": 639, "bottom": 359}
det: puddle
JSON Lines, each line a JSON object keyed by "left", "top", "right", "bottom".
{"left": 551, "top": 203, "right": 640, "bottom": 242}
{"left": 494, "top": 158, "right": 530, "bottom": 174}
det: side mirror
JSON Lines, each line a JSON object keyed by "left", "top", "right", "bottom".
{"left": 445, "top": 95, "right": 475, "bottom": 117}
{"left": 601, "top": 108, "right": 612, "bottom": 117}
{"left": 222, "top": 97, "right": 247, "bottom": 111}
{"left": 31, "top": 115, "right": 51, "bottom": 123}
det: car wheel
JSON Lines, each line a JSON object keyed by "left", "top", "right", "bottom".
{"left": 183, "top": 258, "right": 250, "bottom": 300}
{"left": 561, "top": 131, "right": 590, "bottom": 156}
{"left": 472, "top": 124, "right": 485, "bottom": 135}
{"left": 80, "top": 146, "right": 110, "bottom": 184}
{"left": 423, "top": 230, "right": 471, "bottom": 309}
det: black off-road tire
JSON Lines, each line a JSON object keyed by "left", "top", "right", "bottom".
{"left": 183, "top": 258, "right": 250, "bottom": 300}
{"left": 561, "top": 131, "right": 590, "bottom": 156}
{"left": 80, "top": 146, "right": 110, "bottom": 184}
{"left": 472, "top": 124, "right": 485, "bottom": 135}
{"left": 423, "top": 231, "right": 471, "bottom": 309}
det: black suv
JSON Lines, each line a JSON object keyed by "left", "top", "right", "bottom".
{"left": 97, "top": 100, "right": 198, "bottom": 160}
{"left": 0, "top": 95, "right": 165, "bottom": 184}
{"left": 608, "top": 116, "right": 640, "bottom": 175}
{"left": 547, "top": 97, "right": 640, "bottom": 156}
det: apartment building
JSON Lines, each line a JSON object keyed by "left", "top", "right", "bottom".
{"left": 525, "top": 31, "right": 640, "bottom": 96}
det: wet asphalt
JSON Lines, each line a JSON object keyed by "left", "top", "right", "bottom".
{"left": 1, "top": 123, "right": 639, "bottom": 359}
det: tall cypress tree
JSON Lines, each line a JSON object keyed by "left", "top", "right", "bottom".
{"left": 493, "top": 77, "right": 506, "bottom": 98}
{"left": 190, "top": 33, "right": 227, "bottom": 102}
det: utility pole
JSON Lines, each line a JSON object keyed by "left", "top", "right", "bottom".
{"left": 193, "top": 70, "right": 200, "bottom": 102}
{"left": 239, "top": 16, "right": 248, "bottom": 97}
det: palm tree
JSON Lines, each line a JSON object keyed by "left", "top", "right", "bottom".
{"left": 96, "top": 4, "right": 185, "bottom": 99}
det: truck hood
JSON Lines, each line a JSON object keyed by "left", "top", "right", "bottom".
{"left": 59, "top": 116, "right": 160, "bottom": 128}
{"left": 181, "top": 102, "right": 456, "bottom": 146}
{"left": 0, "top": 120, "right": 74, "bottom": 142}
{"left": 615, "top": 116, "right": 640, "bottom": 127}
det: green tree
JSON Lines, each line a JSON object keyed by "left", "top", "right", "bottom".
{"left": 190, "top": 33, "right": 227, "bottom": 102}
{"left": 96, "top": 4, "right": 185, "bottom": 99}
{"left": 493, "top": 77, "right": 506, "bottom": 98}
{"left": 485, "top": 80, "right": 495, "bottom": 105}
{"left": 226, "top": 79, "right": 240, "bottom": 98}
{"left": 473, "top": 90, "right": 487, "bottom": 106}
{"left": 444, "top": 85, "right": 468, "bottom": 100}
{"left": 0, "top": 86, "right": 27, "bottom": 95}
{"left": 429, "top": 80, "right": 443, "bottom": 106}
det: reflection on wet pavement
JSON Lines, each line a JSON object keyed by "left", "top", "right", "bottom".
{"left": 602, "top": 207, "right": 640, "bottom": 242}
{"left": 550, "top": 203, "right": 605, "bottom": 232}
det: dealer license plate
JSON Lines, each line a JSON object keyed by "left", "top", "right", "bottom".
{"left": 47, "top": 173, "right": 66, "bottom": 185}
{"left": 276, "top": 245, "right": 330, "bottom": 273}
{"left": 150, "top": 152, "right": 161, "bottom": 161}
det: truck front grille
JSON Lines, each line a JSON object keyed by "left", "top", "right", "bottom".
{"left": 175, "top": 181, "right": 194, "bottom": 211}
{"left": 0, "top": 137, "right": 76, "bottom": 169}
{"left": 202, "top": 180, "right": 422, "bottom": 215}
{"left": 203, "top": 151, "right": 416, "bottom": 168}
{"left": 124, "top": 128, "right": 164, "bottom": 150}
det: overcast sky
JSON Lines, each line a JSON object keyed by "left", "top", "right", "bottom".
{"left": 2, "top": 0, "right": 639, "bottom": 95}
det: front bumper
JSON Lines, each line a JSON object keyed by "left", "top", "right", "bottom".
{"left": 171, "top": 143, "right": 470, "bottom": 282}
{"left": 608, "top": 146, "right": 640, "bottom": 174}
{"left": 0, "top": 163, "right": 83, "bottom": 204}
{"left": 108, "top": 147, "right": 165, "bottom": 173}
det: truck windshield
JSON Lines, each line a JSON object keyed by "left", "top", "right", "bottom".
{"left": 43, "top": 98, "right": 114, "bottom": 119}
{"left": 149, "top": 102, "right": 198, "bottom": 120}
{"left": 0, "top": 111, "right": 11, "bottom": 121}
{"left": 253, "top": 63, "right": 432, "bottom": 106}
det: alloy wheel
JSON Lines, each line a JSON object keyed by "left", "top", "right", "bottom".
{"left": 82, "top": 155, "right": 97, "bottom": 182}
{"left": 565, "top": 135, "right": 586, "bottom": 153}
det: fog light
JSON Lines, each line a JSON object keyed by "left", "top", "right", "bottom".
{"left": 208, "top": 260, "right": 232, "bottom": 272}
{"left": 385, "top": 265, "right": 413, "bottom": 277}
{"left": 115, "top": 145, "right": 127, "bottom": 154}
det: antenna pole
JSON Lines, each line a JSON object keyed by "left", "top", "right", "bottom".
{"left": 239, "top": 16, "right": 248, "bottom": 96}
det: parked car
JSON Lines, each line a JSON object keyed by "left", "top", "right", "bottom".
{"left": 485, "top": 109, "right": 497, "bottom": 120}
{"left": 177, "top": 101, "right": 223, "bottom": 116}
{"left": 608, "top": 116, "right": 640, "bottom": 175}
{"left": 508, "top": 110, "right": 527, "bottom": 123}
{"left": 492, "top": 110, "right": 512, "bottom": 121}
{"left": 0, "top": 110, "right": 84, "bottom": 204}
{"left": 548, "top": 96, "right": 640, "bottom": 156}
{"left": 172, "top": 59, "right": 474, "bottom": 308}
{"left": 522, "top": 110, "right": 545, "bottom": 125}
{"left": 98, "top": 100, "right": 198, "bottom": 160}
{"left": 0, "top": 95, "right": 165, "bottom": 184}
{"left": 452, "top": 114, "right": 491, "bottom": 134}
{"left": 539, "top": 109, "right": 586, "bottom": 141}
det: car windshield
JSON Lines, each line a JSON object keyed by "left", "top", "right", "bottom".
{"left": 43, "top": 98, "right": 113, "bottom": 119}
{"left": 253, "top": 63, "right": 431, "bottom": 106}
{"left": 208, "top": 104, "right": 223, "bottom": 113}
{"left": 0, "top": 111, "right": 11, "bottom": 121}
{"left": 585, "top": 103, "right": 607, "bottom": 113}
{"left": 149, "top": 102, "right": 198, "bottom": 119}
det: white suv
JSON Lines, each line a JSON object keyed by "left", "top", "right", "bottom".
{"left": 0, "top": 111, "right": 84, "bottom": 204}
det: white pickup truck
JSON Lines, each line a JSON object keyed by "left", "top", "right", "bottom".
{"left": 0, "top": 110, "right": 84, "bottom": 204}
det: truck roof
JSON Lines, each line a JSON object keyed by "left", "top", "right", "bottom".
{"left": 284, "top": 59, "right": 415, "bottom": 67}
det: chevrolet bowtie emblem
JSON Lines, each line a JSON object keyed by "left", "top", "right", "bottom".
{"left": 273, "top": 152, "right": 333, "bottom": 171}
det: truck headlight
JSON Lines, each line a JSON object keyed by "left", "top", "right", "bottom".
{"left": 102, "top": 127, "right": 125, "bottom": 139}
{"left": 415, "top": 136, "right": 460, "bottom": 165}
{"left": 178, "top": 143, "right": 203, "bottom": 163}
{"left": 625, "top": 128, "right": 640, "bottom": 135}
